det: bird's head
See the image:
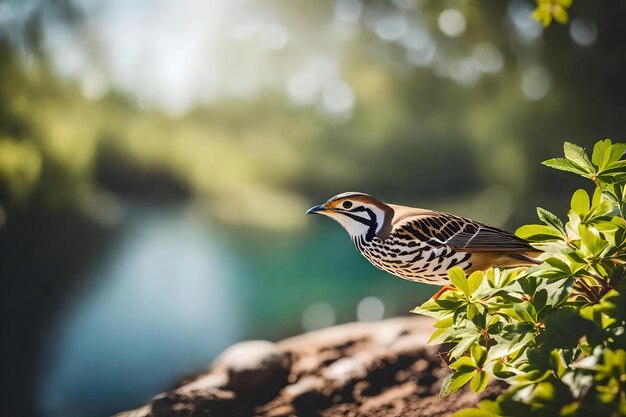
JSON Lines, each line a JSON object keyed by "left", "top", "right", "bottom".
{"left": 306, "top": 192, "right": 395, "bottom": 241}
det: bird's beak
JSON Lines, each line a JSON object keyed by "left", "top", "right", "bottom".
{"left": 306, "top": 204, "right": 329, "bottom": 215}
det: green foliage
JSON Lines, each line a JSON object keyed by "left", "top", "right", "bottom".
{"left": 533, "top": 0, "right": 573, "bottom": 26}
{"left": 0, "top": 139, "right": 42, "bottom": 205}
{"left": 413, "top": 139, "right": 626, "bottom": 417}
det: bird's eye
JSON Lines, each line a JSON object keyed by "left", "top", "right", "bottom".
{"left": 342, "top": 201, "right": 353, "bottom": 209}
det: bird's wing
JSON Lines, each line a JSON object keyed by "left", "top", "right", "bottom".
{"left": 390, "top": 206, "right": 535, "bottom": 252}
{"left": 443, "top": 219, "right": 535, "bottom": 252}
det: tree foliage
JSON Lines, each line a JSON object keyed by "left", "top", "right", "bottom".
{"left": 533, "top": 0, "right": 574, "bottom": 26}
{"left": 414, "top": 139, "right": 626, "bottom": 417}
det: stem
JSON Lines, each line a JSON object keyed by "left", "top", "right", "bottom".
{"left": 573, "top": 279, "right": 600, "bottom": 303}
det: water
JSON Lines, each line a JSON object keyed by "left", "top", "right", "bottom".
{"left": 37, "top": 205, "right": 432, "bottom": 417}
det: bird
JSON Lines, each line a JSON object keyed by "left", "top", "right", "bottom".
{"left": 306, "top": 192, "right": 541, "bottom": 298}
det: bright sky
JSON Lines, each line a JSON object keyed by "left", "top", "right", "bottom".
{"left": 1, "top": 0, "right": 590, "bottom": 116}
{"left": 43, "top": 0, "right": 348, "bottom": 117}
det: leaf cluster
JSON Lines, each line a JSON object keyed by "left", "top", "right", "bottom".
{"left": 413, "top": 140, "right": 626, "bottom": 417}
{"left": 533, "top": 0, "right": 573, "bottom": 27}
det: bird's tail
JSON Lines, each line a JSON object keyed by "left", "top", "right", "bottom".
{"left": 508, "top": 252, "right": 542, "bottom": 266}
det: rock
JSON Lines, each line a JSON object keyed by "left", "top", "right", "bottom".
{"left": 359, "top": 381, "right": 417, "bottom": 413}
{"left": 112, "top": 405, "right": 151, "bottom": 417}
{"left": 265, "top": 405, "right": 293, "bottom": 417}
{"left": 322, "top": 351, "right": 378, "bottom": 387}
{"left": 282, "top": 376, "right": 329, "bottom": 413}
{"left": 213, "top": 340, "right": 291, "bottom": 396}
{"left": 115, "top": 317, "right": 507, "bottom": 417}
{"left": 283, "top": 376, "right": 325, "bottom": 400}
{"left": 150, "top": 387, "right": 235, "bottom": 417}
{"left": 177, "top": 372, "right": 228, "bottom": 393}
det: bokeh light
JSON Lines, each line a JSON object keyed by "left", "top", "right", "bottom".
{"left": 357, "top": 297, "right": 385, "bottom": 322}
{"left": 438, "top": 9, "right": 466, "bottom": 38}
{"left": 569, "top": 18, "right": 598, "bottom": 46}
{"left": 301, "top": 301, "right": 336, "bottom": 331}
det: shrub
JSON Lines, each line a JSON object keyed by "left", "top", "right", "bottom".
{"left": 413, "top": 139, "right": 626, "bottom": 417}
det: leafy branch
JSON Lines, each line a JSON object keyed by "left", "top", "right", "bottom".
{"left": 413, "top": 139, "right": 626, "bottom": 417}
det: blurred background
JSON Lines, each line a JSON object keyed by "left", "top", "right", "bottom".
{"left": 1, "top": 0, "right": 625, "bottom": 416}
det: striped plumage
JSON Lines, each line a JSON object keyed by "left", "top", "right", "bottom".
{"left": 307, "top": 192, "right": 540, "bottom": 287}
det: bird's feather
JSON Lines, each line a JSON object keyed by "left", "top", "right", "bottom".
{"left": 388, "top": 204, "right": 537, "bottom": 253}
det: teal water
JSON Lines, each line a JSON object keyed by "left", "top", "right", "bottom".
{"left": 37, "top": 205, "right": 433, "bottom": 417}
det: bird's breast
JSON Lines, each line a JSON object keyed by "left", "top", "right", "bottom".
{"left": 352, "top": 236, "right": 472, "bottom": 285}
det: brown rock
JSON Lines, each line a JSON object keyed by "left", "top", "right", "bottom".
{"left": 115, "top": 317, "right": 506, "bottom": 417}
{"left": 150, "top": 387, "right": 235, "bottom": 417}
{"left": 283, "top": 376, "right": 329, "bottom": 413}
{"left": 213, "top": 340, "right": 291, "bottom": 394}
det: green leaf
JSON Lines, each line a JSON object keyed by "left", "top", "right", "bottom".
{"left": 535, "top": 308, "right": 599, "bottom": 349}
{"left": 542, "top": 158, "right": 588, "bottom": 175}
{"left": 544, "top": 257, "right": 572, "bottom": 274}
{"left": 450, "top": 356, "right": 478, "bottom": 372}
{"left": 592, "top": 139, "right": 626, "bottom": 172}
{"left": 518, "top": 276, "right": 538, "bottom": 295}
{"left": 429, "top": 327, "right": 452, "bottom": 345}
{"left": 597, "top": 163, "right": 626, "bottom": 180}
{"left": 412, "top": 297, "right": 461, "bottom": 319}
{"left": 467, "top": 271, "right": 483, "bottom": 294}
{"left": 578, "top": 224, "right": 608, "bottom": 256}
{"left": 428, "top": 325, "right": 482, "bottom": 346}
{"left": 592, "top": 139, "right": 612, "bottom": 168}
{"left": 516, "top": 224, "right": 563, "bottom": 241}
{"left": 571, "top": 189, "right": 590, "bottom": 215}
{"left": 579, "top": 300, "right": 617, "bottom": 330}
{"left": 467, "top": 304, "right": 479, "bottom": 320}
{"left": 587, "top": 199, "right": 615, "bottom": 221}
{"left": 471, "top": 310, "right": 487, "bottom": 329}
{"left": 608, "top": 142, "right": 626, "bottom": 164}
{"left": 501, "top": 322, "right": 535, "bottom": 338}
{"left": 537, "top": 207, "right": 565, "bottom": 233}
{"left": 545, "top": 277, "right": 574, "bottom": 307}
{"left": 450, "top": 334, "right": 480, "bottom": 359}
{"left": 563, "top": 142, "right": 594, "bottom": 173}
{"left": 533, "top": 5, "right": 553, "bottom": 27}
{"left": 433, "top": 316, "right": 454, "bottom": 328}
{"left": 440, "top": 370, "right": 475, "bottom": 397}
{"left": 472, "top": 344, "right": 488, "bottom": 367}
{"left": 552, "top": 5, "right": 568, "bottom": 24}
{"left": 514, "top": 301, "right": 537, "bottom": 323}
{"left": 560, "top": 402, "right": 581, "bottom": 416}
{"left": 487, "top": 320, "right": 503, "bottom": 335}
{"left": 513, "top": 369, "right": 551, "bottom": 385}
{"left": 533, "top": 288, "right": 548, "bottom": 311}
{"left": 591, "top": 187, "right": 603, "bottom": 206}
{"left": 550, "top": 350, "right": 567, "bottom": 377}
{"left": 470, "top": 370, "right": 489, "bottom": 394}
{"left": 492, "top": 361, "right": 516, "bottom": 379}
{"left": 452, "top": 408, "right": 501, "bottom": 417}
{"left": 449, "top": 266, "right": 470, "bottom": 297}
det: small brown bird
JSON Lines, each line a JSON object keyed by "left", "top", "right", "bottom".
{"left": 307, "top": 192, "right": 540, "bottom": 298}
